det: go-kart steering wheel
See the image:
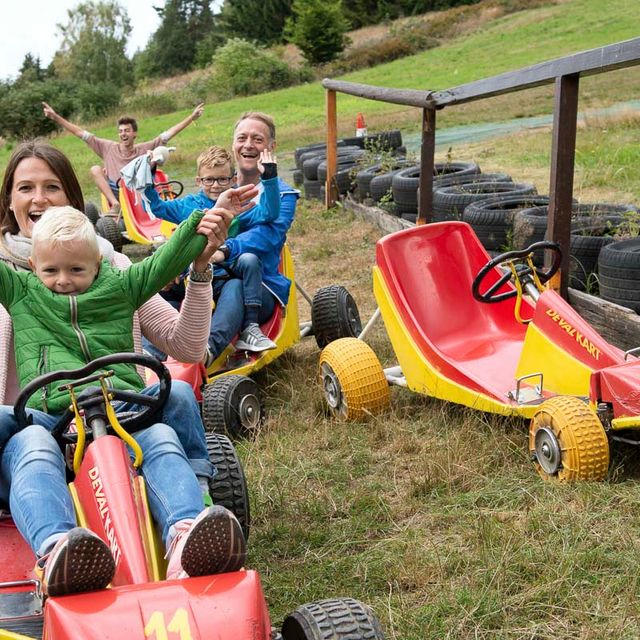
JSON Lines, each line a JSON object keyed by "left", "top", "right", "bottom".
{"left": 13, "top": 353, "right": 171, "bottom": 440}
{"left": 472, "top": 241, "right": 562, "bottom": 303}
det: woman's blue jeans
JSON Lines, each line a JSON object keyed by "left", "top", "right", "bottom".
{"left": 0, "top": 383, "right": 211, "bottom": 555}
{"left": 210, "top": 253, "right": 276, "bottom": 358}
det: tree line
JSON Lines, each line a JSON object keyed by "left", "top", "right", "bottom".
{"left": 0, "top": 0, "right": 480, "bottom": 140}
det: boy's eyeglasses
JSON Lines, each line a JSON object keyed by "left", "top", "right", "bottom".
{"left": 199, "top": 176, "right": 233, "bottom": 187}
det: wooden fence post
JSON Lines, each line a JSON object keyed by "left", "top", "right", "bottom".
{"left": 325, "top": 89, "right": 338, "bottom": 208}
{"left": 417, "top": 108, "right": 436, "bottom": 225}
{"left": 548, "top": 73, "right": 579, "bottom": 298}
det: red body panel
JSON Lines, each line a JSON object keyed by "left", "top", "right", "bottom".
{"left": 73, "top": 437, "right": 151, "bottom": 586}
{"left": 0, "top": 516, "right": 36, "bottom": 583}
{"left": 376, "top": 222, "right": 532, "bottom": 402}
{"left": 122, "top": 169, "right": 173, "bottom": 242}
{"left": 44, "top": 571, "right": 272, "bottom": 640}
{"left": 530, "top": 290, "right": 624, "bottom": 369}
{"left": 153, "top": 305, "right": 285, "bottom": 391}
{"left": 593, "top": 360, "right": 640, "bottom": 417}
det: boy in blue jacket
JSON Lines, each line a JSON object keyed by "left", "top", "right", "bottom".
{"left": 143, "top": 146, "right": 280, "bottom": 353}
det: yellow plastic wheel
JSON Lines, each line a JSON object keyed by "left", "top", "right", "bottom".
{"left": 529, "top": 396, "right": 609, "bottom": 482}
{"left": 318, "top": 338, "right": 390, "bottom": 421}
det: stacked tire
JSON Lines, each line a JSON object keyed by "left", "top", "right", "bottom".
{"left": 599, "top": 238, "right": 640, "bottom": 312}
{"left": 463, "top": 195, "right": 551, "bottom": 252}
{"left": 293, "top": 130, "right": 404, "bottom": 202}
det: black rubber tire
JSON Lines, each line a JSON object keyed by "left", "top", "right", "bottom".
{"left": 84, "top": 201, "right": 100, "bottom": 225}
{"left": 292, "top": 169, "right": 304, "bottom": 187}
{"left": 364, "top": 129, "right": 403, "bottom": 151}
{"left": 282, "top": 598, "right": 385, "bottom": 640}
{"left": 463, "top": 195, "right": 551, "bottom": 251}
{"left": 317, "top": 152, "right": 365, "bottom": 182}
{"left": 370, "top": 166, "right": 408, "bottom": 203}
{"left": 513, "top": 202, "right": 627, "bottom": 265}
{"left": 304, "top": 179, "right": 322, "bottom": 201}
{"left": 302, "top": 147, "right": 363, "bottom": 180}
{"left": 569, "top": 208, "right": 629, "bottom": 290}
{"left": 401, "top": 212, "right": 417, "bottom": 223}
{"left": 95, "top": 216, "right": 123, "bottom": 252}
{"left": 201, "top": 374, "right": 262, "bottom": 438}
{"left": 295, "top": 141, "right": 346, "bottom": 169}
{"left": 391, "top": 162, "right": 482, "bottom": 214}
{"left": 355, "top": 164, "right": 386, "bottom": 199}
{"left": 433, "top": 181, "right": 537, "bottom": 222}
{"left": 311, "top": 285, "right": 362, "bottom": 348}
{"left": 206, "top": 432, "right": 250, "bottom": 541}
{"left": 339, "top": 135, "right": 366, "bottom": 149}
{"left": 302, "top": 155, "right": 326, "bottom": 181}
{"left": 598, "top": 238, "right": 640, "bottom": 311}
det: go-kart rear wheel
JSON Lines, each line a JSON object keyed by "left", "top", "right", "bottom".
{"left": 282, "top": 598, "right": 385, "bottom": 640}
{"left": 311, "top": 285, "right": 362, "bottom": 349}
{"left": 319, "top": 338, "right": 389, "bottom": 421}
{"left": 84, "top": 201, "right": 100, "bottom": 225}
{"left": 529, "top": 396, "right": 609, "bottom": 482}
{"left": 206, "top": 432, "right": 250, "bottom": 540}
{"left": 202, "top": 375, "right": 262, "bottom": 438}
{"left": 96, "top": 215, "right": 123, "bottom": 252}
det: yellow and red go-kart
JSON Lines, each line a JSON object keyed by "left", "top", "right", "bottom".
{"left": 153, "top": 248, "right": 362, "bottom": 439}
{"left": 0, "top": 353, "right": 383, "bottom": 640}
{"left": 318, "top": 221, "right": 640, "bottom": 482}
{"left": 94, "top": 169, "right": 180, "bottom": 253}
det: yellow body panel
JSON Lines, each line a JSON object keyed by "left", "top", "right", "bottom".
{"left": 0, "top": 631, "right": 37, "bottom": 639}
{"left": 611, "top": 416, "right": 640, "bottom": 430}
{"left": 373, "top": 267, "right": 538, "bottom": 418}
{"left": 515, "top": 322, "right": 593, "bottom": 397}
{"left": 207, "top": 244, "right": 300, "bottom": 381}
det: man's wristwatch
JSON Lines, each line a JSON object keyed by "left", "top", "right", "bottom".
{"left": 218, "top": 243, "right": 231, "bottom": 261}
{"left": 189, "top": 263, "right": 213, "bottom": 282}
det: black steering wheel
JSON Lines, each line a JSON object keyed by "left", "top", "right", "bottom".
{"left": 472, "top": 241, "right": 562, "bottom": 303}
{"left": 14, "top": 353, "right": 171, "bottom": 440}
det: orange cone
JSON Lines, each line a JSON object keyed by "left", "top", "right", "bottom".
{"left": 356, "top": 113, "right": 367, "bottom": 138}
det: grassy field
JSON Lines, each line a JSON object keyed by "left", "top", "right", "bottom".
{"left": 2, "top": 1, "right": 640, "bottom": 636}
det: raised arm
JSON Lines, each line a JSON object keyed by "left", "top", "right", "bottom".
{"left": 42, "top": 102, "right": 86, "bottom": 139}
{"left": 163, "top": 103, "right": 205, "bottom": 141}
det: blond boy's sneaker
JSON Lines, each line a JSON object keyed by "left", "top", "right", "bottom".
{"left": 37, "top": 527, "right": 115, "bottom": 597}
{"left": 165, "top": 506, "right": 246, "bottom": 580}
{"left": 234, "top": 323, "right": 277, "bottom": 353}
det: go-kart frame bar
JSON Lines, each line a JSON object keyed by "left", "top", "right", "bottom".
{"left": 322, "top": 36, "right": 640, "bottom": 297}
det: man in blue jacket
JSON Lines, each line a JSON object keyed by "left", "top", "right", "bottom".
{"left": 206, "top": 112, "right": 299, "bottom": 362}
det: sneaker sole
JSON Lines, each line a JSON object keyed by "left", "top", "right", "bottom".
{"left": 181, "top": 509, "right": 246, "bottom": 577}
{"left": 234, "top": 341, "right": 277, "bottom": 352}
{"left": 46, "top": 530, "right": 116, "bottom": 597}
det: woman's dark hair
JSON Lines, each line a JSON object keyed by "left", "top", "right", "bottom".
{"left": 0, "top": 140, "right": 85, "bottom": 235}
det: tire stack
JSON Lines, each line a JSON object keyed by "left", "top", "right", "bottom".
{"left": 463, "top": 195, "right": 551, "bottom": 252}
{"left": 390, "top": 161, "right": 483, "bottom": 222}
{"left": 512, "top": 203, "right": 633, "bottom": 276}
{"left": 293, "top": 130, "right": 404, "bottom": 202}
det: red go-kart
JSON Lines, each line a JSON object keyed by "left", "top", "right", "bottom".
{"left": 319, "top": 222, "right": 640, "bottom": 482}
{"left": 0, "top": 354, "right": 383, "bottom": 639}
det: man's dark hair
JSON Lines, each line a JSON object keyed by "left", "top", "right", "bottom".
{"left": 117, "top": 116, "right": 138, "bottom": 132}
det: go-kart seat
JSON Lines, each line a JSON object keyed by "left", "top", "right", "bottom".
{"left": 121, "top": 169, "right": 175, "bottom": 244}
{"left": 376, "top": 221, "right": 533, "bottom": 401}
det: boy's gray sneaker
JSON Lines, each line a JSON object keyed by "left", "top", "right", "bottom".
{"left": 234, "top": 323, "right": 277, "bottom": 352}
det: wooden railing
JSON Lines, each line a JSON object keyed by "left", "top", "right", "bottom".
{"left": 322, "top": 37, "right": 640, "bottom": 296}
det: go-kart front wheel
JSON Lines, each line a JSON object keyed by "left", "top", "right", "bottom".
{"left": 202, "top": 375, "right": 262, "bottom": 438}
{"left": 311, "top": 285, "right": 362, "bottom": 349}
{"left": 319, "top": 338, "right": 389, "bottom": 421}
{"left": 206, "top": 432, "right": 250, "bottom": 540}
{"left": 282, "top": 598, "right": 385, "bottom": 640}
{"left": 529, "top": 396, "right": 609, "bottom": 482}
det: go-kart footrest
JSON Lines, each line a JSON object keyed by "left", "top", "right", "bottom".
{"left": 508, "top": 372, "right": 544, "bottom": 404}
{"left": 0, "top": 579, "right": 43, "bottom": 637}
